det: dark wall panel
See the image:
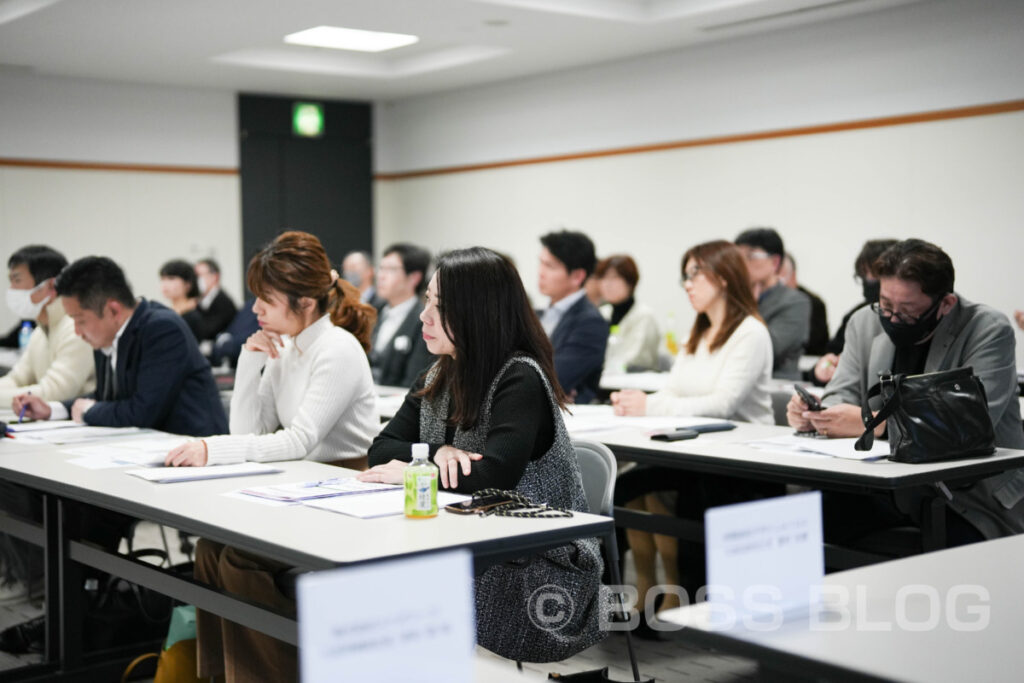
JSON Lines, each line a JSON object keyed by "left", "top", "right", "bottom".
{"left": 238, "top": 94, "right": 372, "bottom": 295}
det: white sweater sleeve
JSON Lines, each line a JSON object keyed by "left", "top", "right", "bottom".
{"left": 204, "top": 342, "right": 362, "bottom": 464}
{"left": 646, "top": 320, "right": 771, "bottom": 418}
{"left": 0, "top": 324, "right": 95, "bottom": 404}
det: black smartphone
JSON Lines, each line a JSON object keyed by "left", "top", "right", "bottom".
{"left": 650, "top": 429, "right": 699, "bottom": 442}
{"left": 795, "top": 384, "right": 823, "bottom": 411}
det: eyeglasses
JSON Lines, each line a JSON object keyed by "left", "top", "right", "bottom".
{"left": 680, "top": 265, "right": 703, "bottom": 285}
{"left": 740, "top": 249, "right": 772, "bottom": 262}
{"left": 870, "top": 297, "right": 942, "bottom": 325}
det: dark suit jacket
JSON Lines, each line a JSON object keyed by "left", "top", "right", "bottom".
{"left": 196, "top": 289, "right": 238, "bottom": 341}
{"left": 69, "top": 299, "right": 228, "bottom": 437}
{"left": 370, "top": 300, "right": 434, "bottom": 389}
{"left": 798, "top": 285, "right": 829, "bottom": 356}
{"left": 211, "top": 298, "right": 260, "bottom": 369}
{"left": 550, "top": 296, "right": 608, "bottom": 404}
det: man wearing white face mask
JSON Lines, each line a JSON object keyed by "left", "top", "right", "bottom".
{"left": 0, "top": 245, "right": 95, "bottom": 406}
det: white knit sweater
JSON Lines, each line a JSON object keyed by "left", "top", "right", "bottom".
{"left": 0, "top": 299, "right": 96, "bottom": 404}
{"left": 204, "top": 314, "right": 378, "bottom": 464}
{"left": 646, "top": 315, "right": 773, "bottom": 424}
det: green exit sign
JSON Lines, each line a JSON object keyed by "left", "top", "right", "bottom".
{"left": 293, "top": 102, "right": 324, "bottom": 137}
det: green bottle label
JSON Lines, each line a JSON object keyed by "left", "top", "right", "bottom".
{"left": 404, "top": 464, "right": 438, "bottom": 517}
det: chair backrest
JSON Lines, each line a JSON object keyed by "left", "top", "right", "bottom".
{"left": 572, "top": 440, "right": 617, "bottom": 517}
{"left": 770, "top": 388, "right": 792, "bottom": 426}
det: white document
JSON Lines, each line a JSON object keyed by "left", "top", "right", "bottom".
{"left": 16, "top": 425, "right": 144, "bottom": 445}
{"left": 7, "top": 419, "right": 81, "bottom": 432}
{"left": 239, "top": 478, "right": 400, "bottom": 502}
{"left": 746, "top": 435, "right": 888, "bottom": 461}
{"left": 61, "top": 436, "right": 188, "bottom": 466}
{"left": 222, "top": 490, "right": 299, "bottom": 507}
{"left": 125, "top": 462, "right": 282, "bottom": 483}
{"left": 298, "top": 549, "right": 475, "bottom": 683}
{"left": 68, "top": 457, "right": 127, "bottom": 470}
{"left": 304, "top": 490, "right": 470, "bottom": 519}
{"left": 704, "top": 491, "right": 823, "bottom": 625}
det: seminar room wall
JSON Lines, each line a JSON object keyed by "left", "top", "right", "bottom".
{"left": 374, "top": 0, "right": 1024, "bottom": 368}
{"left": 0, "top": 72, "right": 241, "bottom": 333}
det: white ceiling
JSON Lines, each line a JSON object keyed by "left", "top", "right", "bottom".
{"left": 0, "top": 0, "right": 926, "bottom": 102}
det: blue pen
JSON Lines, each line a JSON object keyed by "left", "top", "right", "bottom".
{"left": 18, "top": 402, "right": 27, "bottom": 424}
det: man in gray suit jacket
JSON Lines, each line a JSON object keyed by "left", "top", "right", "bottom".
{"left": 788, "top": 239, "right": 1024, "bottom": 541}
{"left": 735, "top": 228, "right": 810, "bottom": 379}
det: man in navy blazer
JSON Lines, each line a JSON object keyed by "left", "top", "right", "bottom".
{"left": 3, "top": 256, "right": 227, "bottom": 652}
{"left": 15, "top": 256, "right": 226, "bottom": 436}
{"left": 538, "top": 230, "right": 608, "bottom": 404}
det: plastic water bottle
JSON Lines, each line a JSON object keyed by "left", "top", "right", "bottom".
{"left": 404, "top": 443, "right": 438, "bottom": 518}
{"left": 607, "top": 325, "right": 625, "bottom": 373}
{"left": 665, "top": 313, "right": 679, "bottom": 356}
{"left": 18, "top": 321, "right": 33, "bottom": 351}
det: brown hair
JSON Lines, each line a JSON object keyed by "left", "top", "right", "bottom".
{"left": 683, "top": 240, "right": 762, "bottom": 355}
{"left": 246, "top": 231, "right": 377, "bottom": 351}
{"left": 594, "top": 254, "right": 640, "bottom": 292}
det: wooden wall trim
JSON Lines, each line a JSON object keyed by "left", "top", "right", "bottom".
{"left": 374, "top": 99, "right": 1024, "bottom": 181}
{"left": 0, "top": 157, "right": 238, "bottom": 175}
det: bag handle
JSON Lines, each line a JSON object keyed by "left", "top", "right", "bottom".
{"left": 854, "top": 374, "right": 902, "bottom": 451}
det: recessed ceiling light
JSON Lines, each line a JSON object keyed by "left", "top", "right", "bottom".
{"left": 284, "top": 25, "right": 419, "bottom": 53}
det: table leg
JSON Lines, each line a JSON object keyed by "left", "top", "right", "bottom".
{"left": 42, "top": 493, "right": 60, "bottom": 665}
{"left": 920, "top": 495, "right": 947, "bottom": 551}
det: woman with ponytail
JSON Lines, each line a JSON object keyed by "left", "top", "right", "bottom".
{"left": 165, "top": 230, "right": 378, "bottom": 468}
{"left": 170, "top": 232, "right": 379, "bottom": 682}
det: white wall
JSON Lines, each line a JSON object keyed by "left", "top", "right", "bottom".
{"left": 374, "top": 0, "right": 1024, "bottom": 368}
{"left": 0, "top": 72, "right": 237, "bottom": 167}
{"left": 375, "top": 0, "right": 1024, "bottom": 173}
{"left": 0, "top": 72, "right": 242, "bottom": 333}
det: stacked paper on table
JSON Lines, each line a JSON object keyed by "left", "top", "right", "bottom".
{"left": 62, "top": 435, "right": 189, "bottom": 466}
{"left": 126, "top": 462, "right": 282, "bottom": 483}
{"left": 304, "top": 490, "right": 470, "bottom": 519}
{"left": 745, "top": 435, "right": 889, "bottom": 461}
{"left": 239, "top": 478, "right": 400, "bottom": 502}
{"left": 11, "top": 423, "right": 144, "bottom": 445}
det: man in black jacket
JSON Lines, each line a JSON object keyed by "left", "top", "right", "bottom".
{"left": 194, "top": 258, "right": 238, "bottom": 342}
{"left": 369, "top": 243, "right": 434, "bottom": 388}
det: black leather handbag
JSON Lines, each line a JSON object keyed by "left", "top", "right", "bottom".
{"left": 854, "top": 366, "right": 996, "bottom": 463}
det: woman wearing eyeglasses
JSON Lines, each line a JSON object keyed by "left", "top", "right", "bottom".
{"left": 610, "top": 240, "right": 774, "bottom": 630}
{"left": 611, "top": 240, "right": 773, "bottom": 422}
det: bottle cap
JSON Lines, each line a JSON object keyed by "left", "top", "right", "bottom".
{"left": 411, "top": 443, "right": 429, "bottom": 460}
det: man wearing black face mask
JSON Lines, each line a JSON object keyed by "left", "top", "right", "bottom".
{"left": 805, "top": 239, "right": 897, "bottom": 385}
{"left": 788, "top": 239, "right": 1024, "bottom": 543}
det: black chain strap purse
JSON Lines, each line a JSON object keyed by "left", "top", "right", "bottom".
{"left": 445, "top": 488, "right": 573, "bottom": 518}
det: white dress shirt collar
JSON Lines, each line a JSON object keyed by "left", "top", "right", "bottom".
{"left": 541, "top": 288, "right": 586, "bottom": 337}
{"left": 200, "top": 285, "right": 220, "bottom": 311}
